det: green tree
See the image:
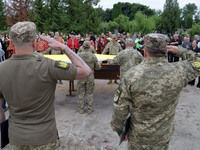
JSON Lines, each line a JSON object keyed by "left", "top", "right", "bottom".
{"left": 103, "top": 8, "right": 112, "bottom": 22}
{"left": 114, "top": 14, "right": 129, "bottom": 33}
{"left": 182, "top": 3, "right": 197, "bottom": 18}
{"left": 112, "top": 2, "right": 122, "bottom": 19}
{"left": 61, "top": 0, "right": 101, "bottom": 34}
{"left": 185, "top": 14, "right": 193, "bottom": 29}
{"left": 130, "top": 3, "right": 155, "bottom": 20}
{"left": 182, "top": 3, "right": 197, "bottom": 28}
{"left": 189, "top": 24, "right": 200, "bottom": 36}
{"left": 82, "top": 0, "right": 101, "bottom": 34}
{"left": 45, "top": 0, "right": 62, "bottom": 32}
{"left": 32, "top": 0, "right": 47, "bottom": 32}
{"left": 160, "top": 0, "right": 181, "bottom": 34}
{"left": 106, "top": 2, "right": 155, "bottom": 21}
{"left": 129, "top": 12, "right": 155, "bottom": 35}
{"left": 95, "top": 7, "right": 104, "bottom": 21}
{"left": 150, "top": 14, "right": 162, "bottom": 32}
{"left": 194, "top": 15, "right": 200, "bottom": 24}
{"left": 0, "top": 0, "right": 7, "bottom": 30}
{"left": 107, "top": 21, "right": 118, "bottom": 33}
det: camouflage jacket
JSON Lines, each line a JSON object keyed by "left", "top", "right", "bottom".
{"left": 78, "top": 45, "right": 96, "bottom": 54}
{"left": 78, "top": 52, "right": 101, "bottom": 83}
{"left": 102, "top": 41, "right": 122, "bottom": 55}
{"left": 108, "top": 47, "right": 143, "bottom": 79}
{"left": 110, "top": 47, "right": 200, "bottom": 147}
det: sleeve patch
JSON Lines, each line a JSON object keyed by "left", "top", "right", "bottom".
{"left": 55, "top": 61, "right": 69, "bottom": 70}
{"left": 114, "top": 88, "right": 121, "bottom": 103}
{"left": 191, "top": 61, "right": 200, "bottom": 69}
{"left": 117, "top": 88, "right": 120, "bottom": 94}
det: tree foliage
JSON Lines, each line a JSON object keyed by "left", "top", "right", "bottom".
{"left": 31, "top": 0, "right": 101, "bottom": 34}
{"left": 185, "top": 14, "right": 193, "bottom": 29}
{"left": 108, "top": 2, "right": 155, "bottom": 21}
{"left": 130, "top": 3, "right": 155, "bottom": 20}
{"left": 107, "top": 21, "right": 118, "bottom": 33}
{"left": 114, "top": 14, "right": 129, "bottom": 33}
{"left": 6, "top": 0, "right": 32, "bottom": 27}
{"left": 160, "top": 0, "right": 181, "bottom": 34}
{"left": 182, "top": 3, "right": 197, "bottom": 18}
{"left": 0, "top": 0, "right": 6, "bottom": 29}
{"left": 32, "top": 0, "right": 46, "bottom": 32}
{"left": 103, "top": 8, "right": 112, "bottom": 22}
{"left": 129, "top": 12, "right": 156, "bottom": 35}
{"left": 189, "top": 24, "right": 200, "bottom": 36}
{"left": 1, "top": 0, "right": 199, "bottom": 35}
{"left": 181, "top": 3, "right": 197, "bottom": 28}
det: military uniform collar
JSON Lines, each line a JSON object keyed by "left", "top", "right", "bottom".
{"left": 11, "top": 54, "right": 36, "bottom": 60}
{"left": 143, "top": 57, "right": 168, "bottom": 64}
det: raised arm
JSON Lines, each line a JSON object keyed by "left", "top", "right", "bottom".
{"left": 40, "top": 35, "right": 92, "bottom": 80}
{"left": 167, "top": 45, "right": 200, "bottom": 82}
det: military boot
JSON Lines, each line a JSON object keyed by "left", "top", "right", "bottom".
{"left": 88, "top": 109, "right": 93, "bottom": 114}
{"left": 114, "top": 80, "right": 119, "bottom": 84}
{"left": 79, "top": 109, "right": 84, "bottom": 114}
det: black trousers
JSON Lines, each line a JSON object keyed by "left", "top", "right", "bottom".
{"left": 188, "top": 77, "right": 200, "bottom": 86}
{"left": 168, "top": 52, "right": 179, "bottom": 62}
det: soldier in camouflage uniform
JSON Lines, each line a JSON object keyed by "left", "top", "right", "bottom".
{"left": 108, "top": 38, "right": 143, "bottom": 80}
{"left": 0, "top": 22, "right": 91, "bottom": 150}
{"left": 102, "top": 34, "right": 123, "bottom": 84}
{"left": 110, "top": 33, "right": 200, "bottom": 150}
{"left": 78, "top": 38, "right": 96, "bottom": 54}
{"left": 77, "top": 41, "right": 101, "bottom": 114}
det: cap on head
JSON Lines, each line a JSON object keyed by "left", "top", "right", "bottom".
{"left": 112, "top": 34, "right": 117, "bottom": 39}
{"left": 125, "top": 38, "right": 133, "bottom": 45}
{"left": 83, "top": 41, "right": 90, "bottom": 48}
{"left": 10, "top": 21, "right": 36, "bottom": 45}
{"left": 144, "top": 33, "right": 168, "bottom": 55}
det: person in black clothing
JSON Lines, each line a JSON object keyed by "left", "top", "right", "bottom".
{"left": 188, "top": 40, "right": 200, "bottom": 88}
{"left": 118, "top": 37, "right": 125, "bottom": 50}
{"left": 169, "top": 34, "right": 182, "bottom": 62}
{"left": 0, "top": 34, "right": 7, "bottom": 60}
{"left": 89, "top": 31, "right": 96, "bottom": 45}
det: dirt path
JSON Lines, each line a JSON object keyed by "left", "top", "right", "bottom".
{"left": 55, "top": 80, "right": 200, "bottom": 150}
{"left": 2, "top": 79, "right": 200, "bottom": 150}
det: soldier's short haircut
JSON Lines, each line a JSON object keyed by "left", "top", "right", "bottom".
{"left": 10, "top": 21, "right": 36, "bottom": 46}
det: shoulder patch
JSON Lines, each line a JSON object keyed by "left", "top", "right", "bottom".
{"left": 114, "top": 88, "right": 121, "bottom": 103}
{"left": 55, "top": 61, "right": 69, "bottom": 70}
{"left": 191, "top": 61, "right": 200, "bottom": 69}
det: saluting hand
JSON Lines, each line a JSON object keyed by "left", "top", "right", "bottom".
{"left": 167, "top": 46, "right": 178, "bottom": 54}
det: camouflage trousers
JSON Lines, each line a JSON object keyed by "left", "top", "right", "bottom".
{"left": 10, "top": 139, "right": 60, "bottom": 150}
{"left": 77, "top": 81, "right": 94, "bottom": 111}
{"left": 128, "top": 142, "right": 169, "bottom": 150}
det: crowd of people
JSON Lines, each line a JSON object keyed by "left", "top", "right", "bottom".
{"left": 0, "top": 22, "right": 200, "bottom": 150}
